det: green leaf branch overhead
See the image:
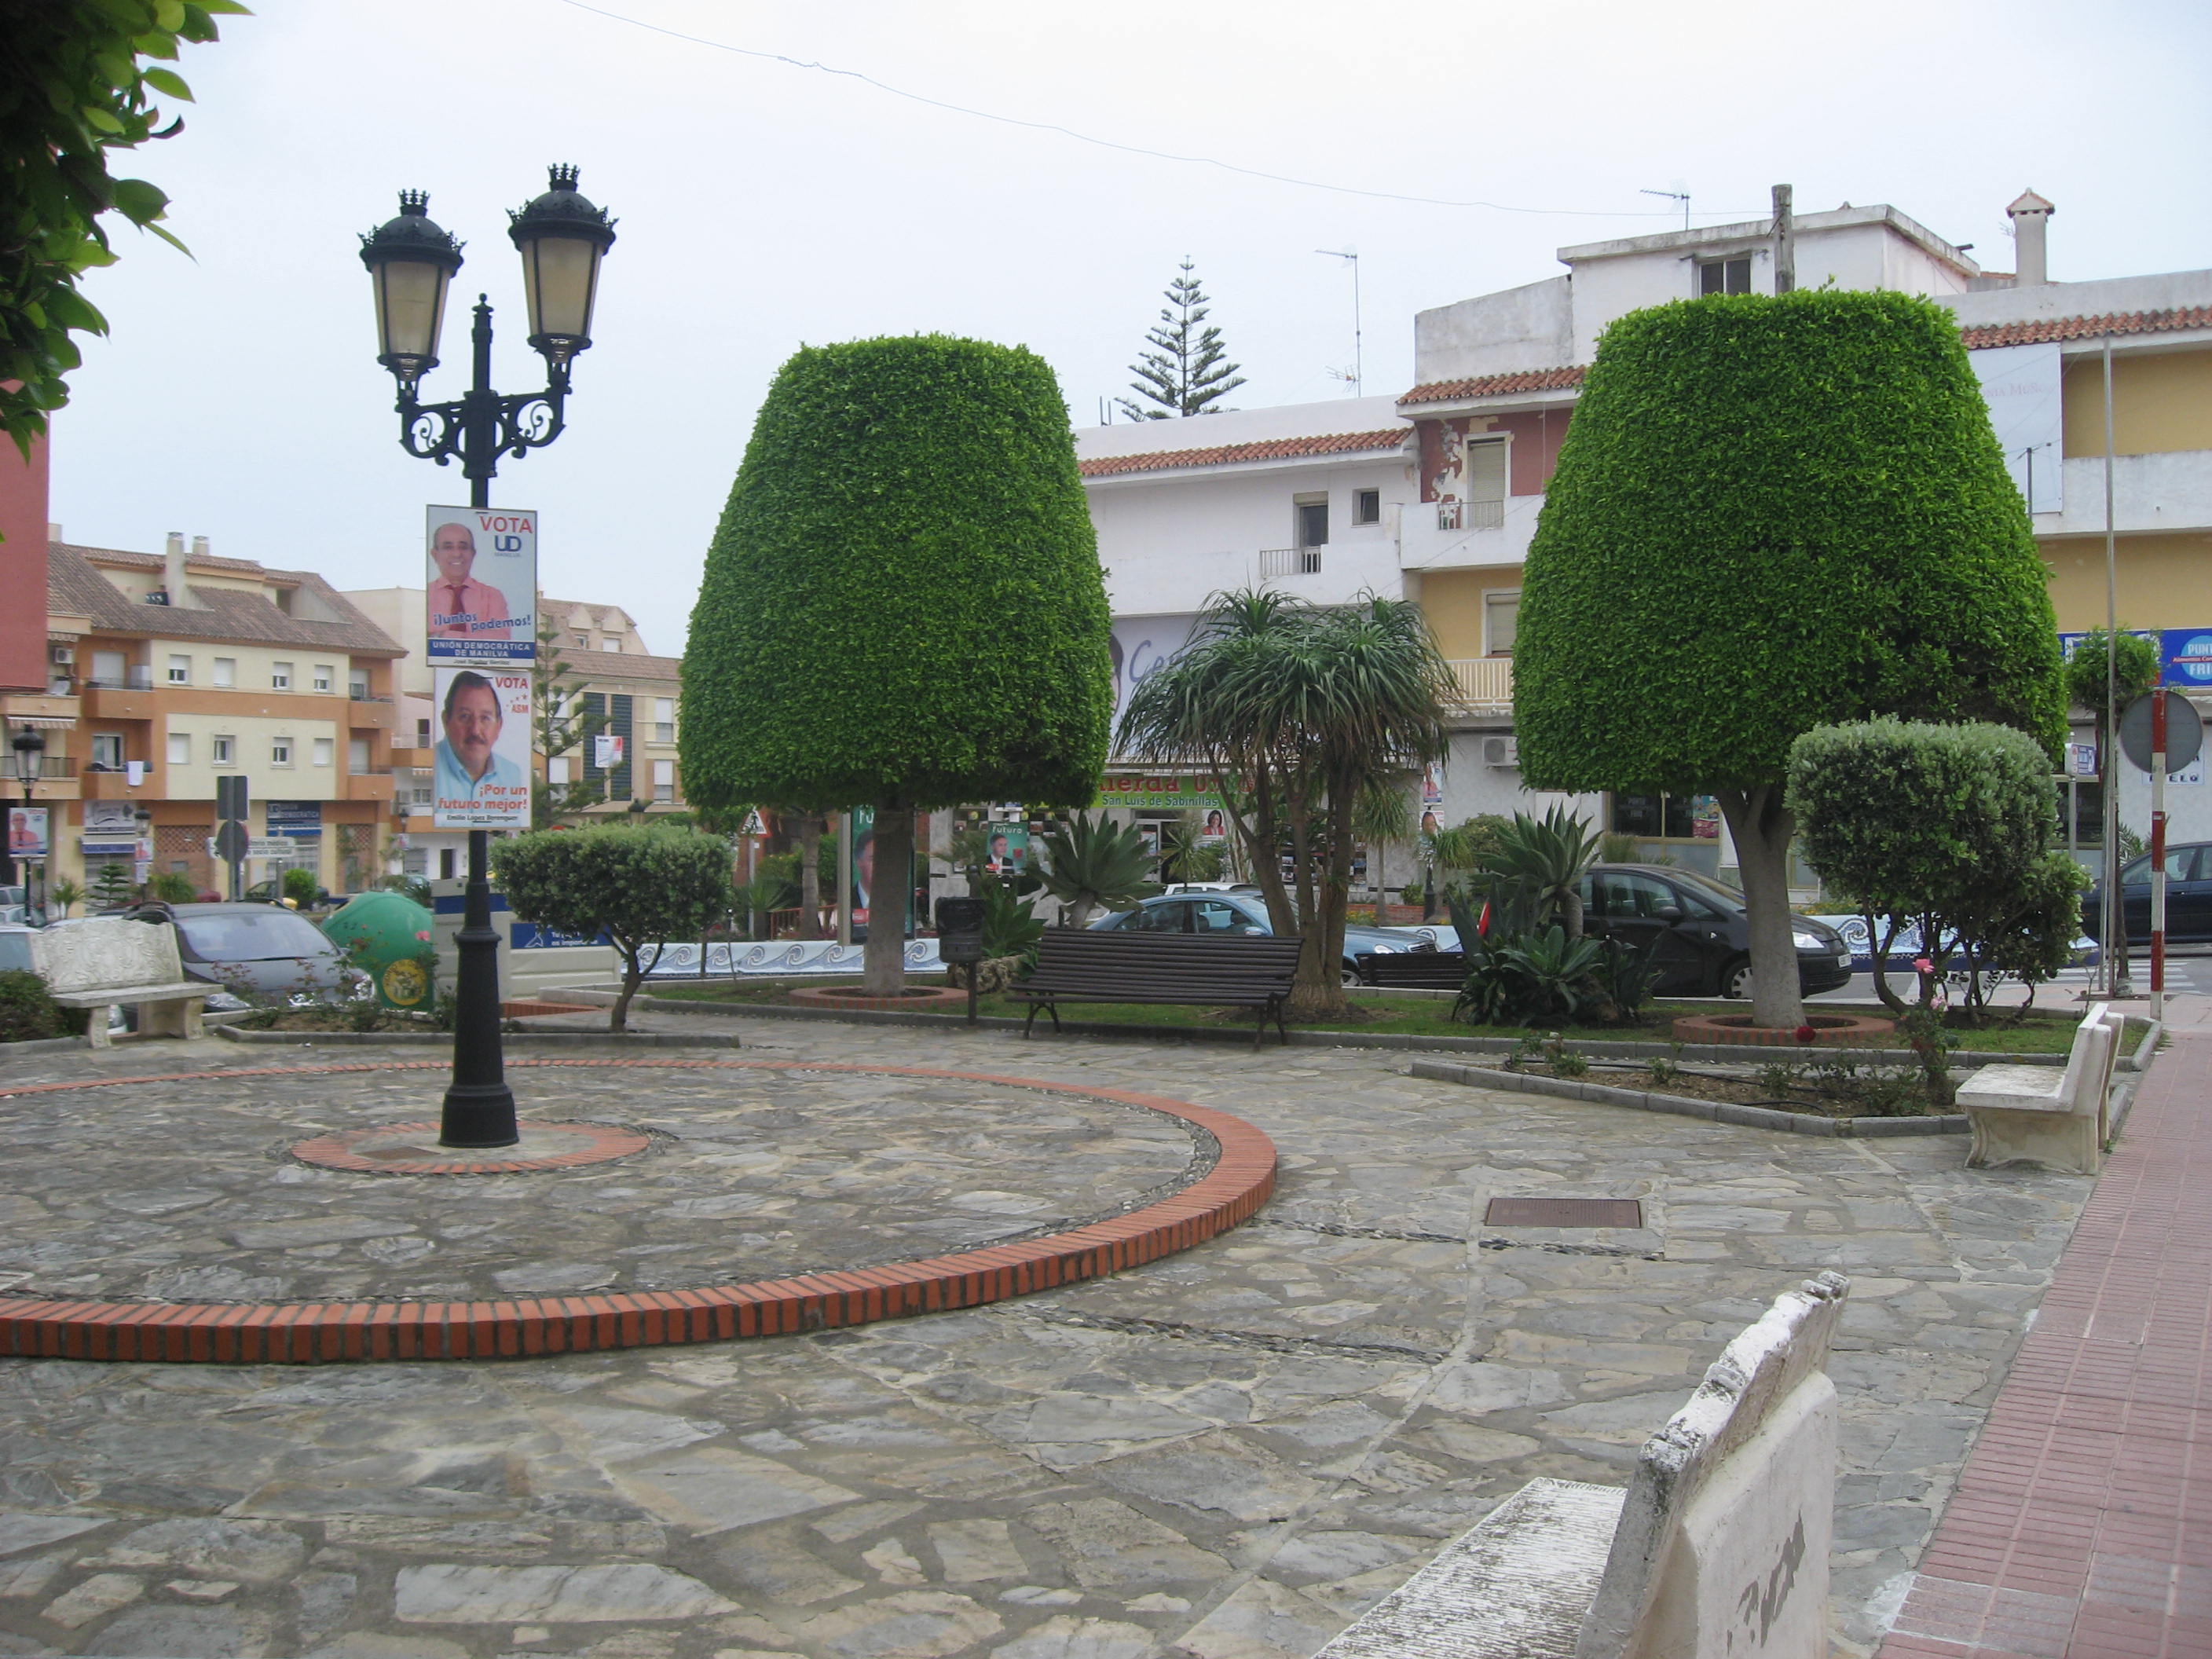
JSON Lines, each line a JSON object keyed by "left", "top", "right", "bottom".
{"left": 0, "top": 0, "right": 249, "bottom": 455}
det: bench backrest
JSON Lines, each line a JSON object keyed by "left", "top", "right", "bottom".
{"left": 1031, "top": 928, "right": 1305, "bottom": 991}
{"left": 30, "top": 917, "right": 185, "bottom": 996}
{"left": 1575, "top": 1269, "right": 1851, "bottom": 1659}
{"left": 2060, "top": 1002, "right": 2122, "bottom": 1123}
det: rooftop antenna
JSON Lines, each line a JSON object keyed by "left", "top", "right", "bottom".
{"left": 1314, "top": 247, "right": 1361, "bottom": 395}
{"left": 1640, "top": 187, "right": 1690, "bottom": 231}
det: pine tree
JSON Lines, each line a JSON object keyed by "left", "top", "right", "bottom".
{"left": 532, "top": 615, "right": 606, "bottom": 829}
{"left": 1117, "top": 258, "right": 1247, "bottom": 420}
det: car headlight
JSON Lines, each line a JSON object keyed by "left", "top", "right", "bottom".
{"left": 1369, "top": 943, "right": 1399, "bottom": 954}
{"left": 1791, "top": 930, "right": 1829, "bottom": 950}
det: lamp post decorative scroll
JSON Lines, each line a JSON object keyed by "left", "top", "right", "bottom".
{"left": 357, "top": 167, "right": 615, "bottom": 1149}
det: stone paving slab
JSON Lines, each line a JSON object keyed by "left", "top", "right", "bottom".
{"left": 0, "top": 1015, "right": 2093, "bottom": 1659}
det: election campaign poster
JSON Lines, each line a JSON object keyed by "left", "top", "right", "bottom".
{"left": 431, "top": 665, "right": 533, "bottom": 828}
{"left": 7, "top": 808, "right": 47, "bottom": 860}
{"left": 427, "top": 506, "right": 537, "bottom": 663}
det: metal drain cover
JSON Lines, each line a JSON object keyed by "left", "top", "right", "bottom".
{"left": 1485, "top": 1197, "right": 1643, "bottom": 1229}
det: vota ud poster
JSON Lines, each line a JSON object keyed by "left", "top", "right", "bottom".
{"left": 426, "top": 506, "right": 537, "bottom": 663}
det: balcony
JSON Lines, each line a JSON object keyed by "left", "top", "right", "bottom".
{"left": 1, "top": 691, "right": 80, "bottom": 724}
{"left": 1435, "top": 499, "right": 1505, "bottom": 532}
{"left": 1401, "top": 494, "right": 1539, "bottom": 573}
{"left": 345, "top": 769, "right": 397, "bottom": 804}
{"left": 346, "top": 694, "right": 396, "bottom": 731}
{"left": 82, "top": 766, "right": 155, "bottom": 800}
{"left": 1258, "top": 547, "right": 1324, "bottom": 580}
{"left": 79, "top": 683, "right": 157, "bottom": 720}
{"left": 1444, "top": 657, "right": 1514, "bottom": 713}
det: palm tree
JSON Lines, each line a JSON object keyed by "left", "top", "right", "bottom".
{"left": 1118, "top": 589, "right": 1454, "bottom": 1019}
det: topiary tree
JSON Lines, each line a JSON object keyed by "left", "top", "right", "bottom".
{"left": 1787, "top": 718, "right": 2063, "bottom": 1014}
{"left": 1517, "top": 290, "right": 2066, "bottom": 1029}
{"left": 491, "top": 825, "right": 734, "bottom": 1030}
{"left": 682, "top": 335, "right": 1111, "bottom": 995}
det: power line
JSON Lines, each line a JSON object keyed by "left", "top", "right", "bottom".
{"left": 552, "top": 0, "right": 1770, "bottom": 220}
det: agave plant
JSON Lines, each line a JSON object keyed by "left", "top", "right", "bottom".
{"left": 1489, "top": 804, "right": 1603, "bottom": 937}
{"left": 1034, "top": 811, "right": 1160, "bottom": 928}
{"left": 978, "top": 874, "right": 1046, "bottom": 965}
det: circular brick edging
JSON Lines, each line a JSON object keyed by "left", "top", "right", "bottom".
{"left": 786, "top": 985, "right": 969, "bottom": 1012}
{"left": 291, "top": 1119, "right": 651, "bottom": 1176}
{"left": 1672, "top": 1012, "right": 1897, "bottom": 1047}
{"left": 0, "top": 1059, "right": 1276, "bottom": 1366}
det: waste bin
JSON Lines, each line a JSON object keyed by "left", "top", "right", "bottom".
{"left": 320, "top": 890, "right": 436, "bottom": 1011}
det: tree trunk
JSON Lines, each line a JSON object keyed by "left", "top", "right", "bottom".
{"left": 611, "top": 950, "right": 642, "bottom": 1031}
{"left": 795, "top": 814, "right": 824, "bottom": 939}
{"left": 861, "top": 798, "right": 911, "bottom": 996}
{"left": 1714, "top": 783, "right": 1804, "bottom": 1029}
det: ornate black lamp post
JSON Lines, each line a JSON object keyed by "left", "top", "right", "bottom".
{"left": 359, "top": 167, "right": 616, "bottom": 1149}
{"left": 2, "top": 725, "right": 44, "bottom": 895}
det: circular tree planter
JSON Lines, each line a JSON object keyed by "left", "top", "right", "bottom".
{"left": 1671, "top": 1012, "right": 1896, "bottom": 1047}
{"left": 788, "top": 984, "right": 970, "bottom": 1012}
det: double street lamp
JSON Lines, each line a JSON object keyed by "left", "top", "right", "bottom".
{"left": 2, "top": 724, "right": 45, "bottom": 900}
{"left": 358, "top": 167, "right": 616, "bottom": 1148}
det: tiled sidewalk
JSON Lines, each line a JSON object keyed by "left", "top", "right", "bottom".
{"left": 1882, "top": 1016, "right": 2212, "bottom": 1659}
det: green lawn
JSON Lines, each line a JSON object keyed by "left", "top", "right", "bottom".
{"left": 641, "top": 977, "right": 2094, "bottom": 1053}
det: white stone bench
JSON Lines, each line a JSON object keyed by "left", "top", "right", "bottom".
{"left": 1313, "top": 1270, "right": 1850, "bottom": 1659}
{"left": 1957, "top": 1001, "right": 2122, "bottom": 1174}
{"left": 29, "top": 917, "right": 208, "bottom": 1049}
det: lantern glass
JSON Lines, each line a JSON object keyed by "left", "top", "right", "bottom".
{"left": 12, "top": 727, "right": 45, "bottom": 786}
{"left": 516, "top": 230, "right": 602, "bottom": 355}
{"left": 369, "top": 255, "right": 452, "bottom": 379}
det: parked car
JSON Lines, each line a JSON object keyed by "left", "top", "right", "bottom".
{"left": 1087, "top": 891, "right": 1449, "bottom": 987}
{"left": 120, "top": 902, "right": 366, "bottom": 1008}
{"left": 2081, "top": 842, "right": 2212, "bottom": 943}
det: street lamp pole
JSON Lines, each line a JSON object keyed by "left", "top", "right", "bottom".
{"left": 358, "top": 168, "right": 617, "bottom": 1149}
{"left": 3, "top": 725, "right": 43, "bottom": 899}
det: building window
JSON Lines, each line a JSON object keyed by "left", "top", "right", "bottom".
{"left": 600, "top": 638, "right": 621, "bottom": 651}
{"left": 167, "top": 733, "right": 191, "bottom": 767}
{"left": 548, "top": 756, "right": 570, "bottom": 786}
{"left": 409, "top": 771, "right": 433, "bottom": 806}
{"left": 312, "top": 737, "right": 334, "bottom": 767}
{"left": 272, "top": 737, "right": 293, "bottom": 767}
{"left": 313, "top": 665, "right": 333, "bottom": 693}
{"left": 90, "top": 733, "right": 124, "bottom": 771}
{"left": 416, "top": 717, "right": 432, "bottom": 747}
{"left": 573, "top": 633, "right": 590, "bottom": 649}
{"left": 349, "top": 675, "right": 369, "bottom": 699}
{"left": 212, "top": 657, "right": 236, "bottom": 687}
{"left": 167, "top": 653, "right": 190, "bottom": 685}
{"left": 654, "top": 698, "right": 675, "bottom": 743}
{"left": 1697, "top": 256, "right": 1751, "bottom": 296}
{"left": 349, "top": 738, "right": 371, "bottom": 773}
{"left": 212, "top": 734, "right": 235, "bottom": 766}
{"left": 653, "top": 759, "right": 675, "bottom": 804}
{"left": 1485, "top": 591, "right": 1520, "bottom": 657}
{"left": 439, "top": 848, "right": 457, "bottom": 880}
{"left": 271, "top": 661, "right": 292, "bottom": 690}
{"left": 1612, "top": 792, "right": 1719, "bottom": 841}
{"left": 1354, "top": 489, "right": 1381, "bottom": 526}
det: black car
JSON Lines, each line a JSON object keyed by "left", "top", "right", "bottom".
{"left": 2080, "top": 842, "right": 2212, "bottom": 943}
{"left": 1359, "top": 864, "right": 1854, "bottom": 1000}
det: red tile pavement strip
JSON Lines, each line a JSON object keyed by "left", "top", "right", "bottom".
{"left": 0, "top": 1059, "right": 1276, "bottom": 1366}
{"left": 1880, "top": 1033, "right": 2212, "bottom": 1659}
{"left": 291, "top": 1118, "right": 650, "bottom": 1174}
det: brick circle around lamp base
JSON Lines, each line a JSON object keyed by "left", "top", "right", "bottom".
{"left": 787, "top": 984, "right": 971, "bottom": 1012}
{"left": 1670, "top": 1012, "right": 1898, "bottom": 1047}
{"left": 291, "top": 1119, "right": 650, "bottom": 1176}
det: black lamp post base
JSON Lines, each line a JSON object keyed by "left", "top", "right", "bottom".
{"left": 438, "top": 1082, "right": 522, "bottom": 1148}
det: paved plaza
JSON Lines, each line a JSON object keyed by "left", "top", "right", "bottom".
{"left": 0, "top": 1012, "right": 2100, "bottom": 1659}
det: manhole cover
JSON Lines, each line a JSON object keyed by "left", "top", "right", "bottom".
{"left": 1485, "top": 1197, "right": 1643, "bottom": 1229}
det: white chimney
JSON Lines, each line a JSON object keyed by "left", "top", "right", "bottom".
{"left": 2008, "top": 189, "right": 2055, "bottom": 287}
{"left": 191, "top": 534, "right": 209, "bottom": 559}
{"left": 46, "top": 522, "right": 61, "bottom": 544}
{"left": 163, "top": 530, "right": 193, "bottom": 608}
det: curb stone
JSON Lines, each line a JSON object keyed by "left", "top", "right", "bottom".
{"left": 213, "top": 1026, "right": 742, "bottom": 1049}
{"left": 1408, "top": 1057, "right": 1972, "bottom": 1137}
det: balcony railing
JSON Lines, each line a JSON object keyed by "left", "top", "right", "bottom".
{"left": 1258, "top": 547, "right": 1324, "bottom": 579}
{"left": 1436, "top": 498, "right": 1505, "bottom": 532}
{"left": 1444, "top": 656, "right": 1514, "bottom": 709}
{"left": 81, "top": 668, "right": 157, "bottom": 690}
{"left": 24, "top": 756, "right": 77, "bottom": 779}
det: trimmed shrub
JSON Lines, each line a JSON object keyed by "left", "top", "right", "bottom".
{"left": 0, "top": 969, "right": 64, "bottom": 1042}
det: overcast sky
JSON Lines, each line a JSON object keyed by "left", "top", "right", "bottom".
{"left": 48, "top": 0, "right": 2212, "bottom": 657}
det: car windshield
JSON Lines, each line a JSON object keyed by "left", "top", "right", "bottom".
{"left": 1652, "top": 868, "right": 1745, "bottom": 917}
{"left": 173, "top": 910, "right": 335, "bottom": 961}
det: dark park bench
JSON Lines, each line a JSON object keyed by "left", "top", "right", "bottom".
{"left": 1013, "top": 929, "right": 1306, "bottom": 1048}
{"left": 1357, "top": 947, "right": 1469, "bottom": 991}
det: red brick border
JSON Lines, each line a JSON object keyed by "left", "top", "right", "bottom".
{"left": 0, "top": 1059, "right": 1276, "bottom": 1364}
{"left": 786, "top": 985, "right": 969, "bottom": 1011}
{"left": 1671, "top": 1012, "right": 1897, "bottom": 1046}
{"left": 501, "top": 1000, "right": 599, "bottom": 1018}
{"left": 291, "top": 1119, "right": 650, "bottom": 1175}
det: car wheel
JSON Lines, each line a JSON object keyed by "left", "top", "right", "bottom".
{"left": 1720, "top": 957, "right": 1754, "bottom": 1001}
{"left": 1341, "top": 961, "right": 1365, "bottom": 990}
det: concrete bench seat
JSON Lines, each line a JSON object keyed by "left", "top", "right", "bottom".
{"left": 1313, "top": 1270, "right": 1849, "bottom": 1659}
{"left": 1957, "top": 1001, "right": 2122, "bottom": 1174}
{"left": 29, "top": 917, "right": 208, "bottom": 1049}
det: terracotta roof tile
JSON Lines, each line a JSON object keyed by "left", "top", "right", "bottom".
{"left": 47, "top": 542, "right": 405, "bottom": 656}
{"left": 1397, "top": 366, "right": 1586, "bottom": 408}
{"left": 1960, "top": 305, "right": 2212, "bottom": 349}
{"left": 1079, "top": 428, "right": 1408, "bottom": 478}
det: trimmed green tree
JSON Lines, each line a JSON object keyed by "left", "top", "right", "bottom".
{"left": 681, "top": 335, "right": 1112, "bottom": 994}
{"left": 1116, "top": 258, "right": 1247, "bottom": 420}
{"left": 1517, "top": 290, "right": 2067, "bottom": 1028}
{"left": 490, "top": 825, "right": 734, "bottom": 1030}
{"left": 2, "top": 1, "right": 245, "bottom": 453}
{"left": 1787, "top": 718, "right": 2069, "bottom": 1016}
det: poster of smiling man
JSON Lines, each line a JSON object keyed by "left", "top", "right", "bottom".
{"left": 426, "top": 506, "right": 537, "bottom": 662}
{"left": 432, "top": 665, "right": 533, "bottom": 828}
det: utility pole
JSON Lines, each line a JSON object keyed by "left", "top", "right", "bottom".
{"left": 2102, "top": 331, "right": 2130, "bottom": 996}
{"left": 1772, "top": 184, "right": 1795, "bottom": 295}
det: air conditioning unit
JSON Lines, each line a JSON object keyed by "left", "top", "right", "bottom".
{"left": 1482, "top": 736, "right": 1519, "bottom": 768}
{"left": 49, "top": 643, "right": 72, "bottom": 665}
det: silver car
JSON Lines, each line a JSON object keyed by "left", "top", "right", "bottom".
{"left": 121, "top": 903, "right": 366, "bottom": 1008}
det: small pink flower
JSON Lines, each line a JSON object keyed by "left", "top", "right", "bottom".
{"left": 1794, "top": 1024, "right": 1817, "bottom": 1044}
{"left": 1912, "top": 957, "right": 1934, "bottom": 975}
{"left": 415, "top": 930, "right": 432, "bottom": 941}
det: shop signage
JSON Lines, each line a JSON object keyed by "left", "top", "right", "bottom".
{"left": 265, "top": 800, "right": 324, "bottom": 838}
{"left": 1093, "top": 774, "right": 1221, "bottom": 811}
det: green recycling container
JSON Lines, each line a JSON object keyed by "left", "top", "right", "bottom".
{"left": 321, "top": 890, "right": 437, "bottom": 1010}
